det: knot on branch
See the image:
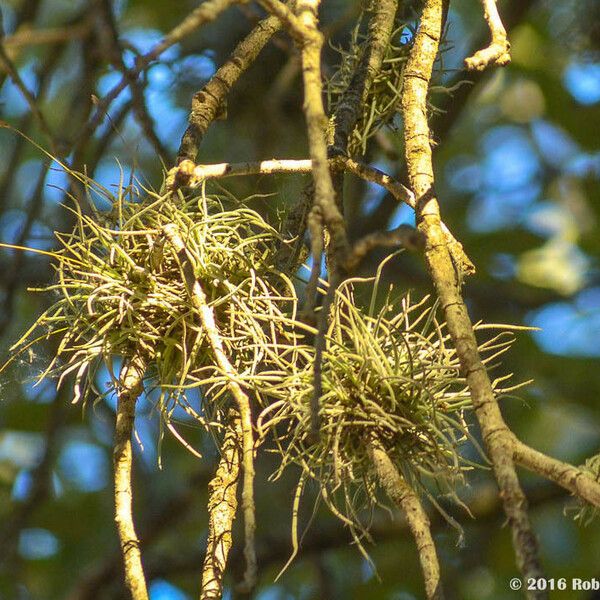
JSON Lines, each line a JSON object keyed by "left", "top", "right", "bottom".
{"left": 464, "top": 40, "right": 511, "bottom": 71}
{"left": 166, "top": 159, "right": 197, "bottom": 190}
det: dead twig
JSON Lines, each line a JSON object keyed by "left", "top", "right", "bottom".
{"left": 465, "top": 0, "right": 511, "bottom": 71}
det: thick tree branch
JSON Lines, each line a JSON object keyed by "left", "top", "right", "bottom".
{"left": 114, "top": 354, "right": 149, "bottom": 600}
{"left": 400, "top": 0, "right": 546, "bottom": 594}
{"left": 66, "top": 465, "right": 216, "bottom": 600}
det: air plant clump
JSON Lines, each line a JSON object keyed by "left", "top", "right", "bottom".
{"left": 260, "top": 264, "right": 522, "bottom": 550}
{"left": 4, "top": 174, "right": 302, "bottom": 433}
{"left": 326, "top": 18, "right": 413, "bottom": 156}
{"left": 571, "top": 454, "right": 600, "bottom": 525}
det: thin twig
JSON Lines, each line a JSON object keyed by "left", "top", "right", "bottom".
{"left": 368, "top": 437, "right": 444, "bottom": 600}
{"left": 163, "top": 223, "right": 257, "bottom": 592}
{"left": 464, "top": 0, "right": 511, "bottom": 71}
{"left": 76, "top": 0, "right": 239, "bottom": 153}
{"left": 0, "top": 40, "right": 59, "bottom": 156}
{"left": 165, "top": 156, "right": 472, "bottom": 271}
{"left": 166, "top": 151, "right": 407, "bottom": 204}
{"left": 200, "top": 410, "right": 241, "bottom": 600}
{"left": 95, "top": 0, "right": 169, "bottom": 164}
{"left": 401, "top": 0, "right": 546, "bottom": 595}
{"left": 114, "top": 353, "right": 149, "bottom": 600}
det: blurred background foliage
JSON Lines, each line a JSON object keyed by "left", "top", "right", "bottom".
{"left": 0, "top": 0, "right": 599, "bottom": 598}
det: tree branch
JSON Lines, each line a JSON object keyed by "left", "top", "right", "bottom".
{"left": 354, "top": 0, "right": 536, "bottom": 244}
{"left": 165, "top": 156, "right": 472, "bottom": 271}
{"left": 201, "top": 410, "right": 241, "bottom": 600}
{"left": 66, "top": 465, "right": 216, "bottom": 600}
{"left": 1, "top": 23, "right": 90, "bottom": 52}
{"left": 338, "top": 157, "right": 474, "bottom": 274}
{"left": 400, "top": 0, "right": 546, "bottom": 594}
{"left": 163, "top": 223, "right": 257, "bottom": 591}
{"left": 465, "top": 0, "right": 511, "bottom": 71}
{"left": 114, "top": 353, "right": 150, "bottom": 600}
{"left": 513, "top": 438, "right": 600, "bottom": 508}
{"left": 178, "top": 9, "right": 287, "bottom": 162}
{"left": 368, "top": 437, "right": 444, "bottom": 600}
{"left": 344, "top": 224, "right": 424, "bottom": 270}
